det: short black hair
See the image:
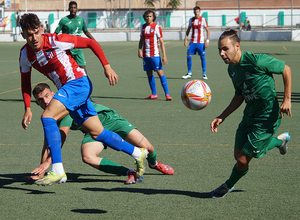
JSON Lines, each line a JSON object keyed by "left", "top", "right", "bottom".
{"left": 193, "top": 6, "right": 201, "bottom": 11}
{"left": 69, "top": 1, "right": 77, "bottom": 8}
{"left": 219, "top": 29, "right": 240, "bottom": 44}
{"left": 20, "top": 13, "right": 41, "bottom": 32}
{"left": 143, "top": 10, "right": 156, "bottom": 22}
{"left": 33, "top": 83, "right": 51, "bottom": 98}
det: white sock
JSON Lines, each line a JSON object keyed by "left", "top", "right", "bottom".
{"left": 51, "top": 163, "right": 65, "bottom": 175}
{"left": 131, "top": 148, "right": 148, "bottom": 160}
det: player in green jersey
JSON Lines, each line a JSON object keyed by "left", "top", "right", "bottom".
{"left": 54, "top": 1, "right": 95, "bottom": 71}
{"left": 209, "top": 29, "right": 292, "bottom": 198}
{"left": 29, "top": 83, "right": 174, "bottom": 184}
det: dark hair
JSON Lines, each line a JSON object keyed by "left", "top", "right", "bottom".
{"left": 69, "top": 1, "right": 77, "bottom": 8}
{"left": 143, "top": 10, "right": 156, "bottom": 22}
{"left": 33, "top": 83, "right": 51, "bottom": 98}
{"left": 193, "top": 6, "right": 201, "bottom": 11}
{"left": 219, "top": 29, "right": 240, "bottom": 44}
{"left": 20, "top": 13, "right": 41, "bottom": 32}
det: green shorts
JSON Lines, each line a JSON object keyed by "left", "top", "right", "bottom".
{"left": 81, "top": 110, "right": 137, "bottom": 145}
{"left": 71, "top": 49, "right": 86, "bottom": 67}
{"left": 234, "top": 117, "right": 281, "bottom": 158}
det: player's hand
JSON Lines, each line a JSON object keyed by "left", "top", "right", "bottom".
{"left": 22, "top": 108, "right": 32, "bottom": 130}
{"left": 211, "top": 117, "right": 224, "bottom": 133}
{"left": 162, "top": 56, "right": 168, "bottom": 65}
{"left": 138, "top": 49, "right": 143, "bottom": 59}
{"left": 205, "top": 42, "right": 209, "bottom": 48}
{"left": 280, "top": 99, "right": 292, "bottom": 118}
{"left": 103, "top": 64, "right": 118, "bottom": 86}
{"left": 31, "top": 160, "right": 51, "bottom": 176}
{"left": 184, "top": 40, "right": 188, "bottom": 47}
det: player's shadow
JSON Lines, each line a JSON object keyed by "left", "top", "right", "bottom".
{"left": 277, "top": 92, "right": 300, "bottom": 103}
{"left": 0, "top": 98, "right": 29, "bottom": 102}
{"left": 91, "top": 96, "right": 168, "bottom": 101}
{"left": 65, "top": 173, "right": 125, "bottom": 184}
{"left": 71, "top": 209, "right": 107, "bottom": 214}
{"left": 82, "top": 187, "right": 244, "bottom": 199}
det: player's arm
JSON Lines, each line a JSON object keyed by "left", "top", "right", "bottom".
{"left": 280, "top": 64, "right": 292, "bottom": 118}
{"left": 62, "top": 35, "right": 118, "bottom": 86}
{"left": 21, "top": 70, "right": 33, "bottom": 130}
{"left": 205, "top": 26, "right": 210, "bottom": 48}
{"left": 83, "top": 30, "right": 96, "bottom": 41}
{"left": 184, "top": 26, "right": 191, "bottom": 47}
{"left": 211, "top": 95, "right": 244, "bottom": 133}
{"left": 30, "top": 126, "right": 70, "bottom": 179}
{"left": 159, "top": 37, "right": 168, "bottom": 65}
{"left": 138, "top": 36, "right": 144, "bottom": 58}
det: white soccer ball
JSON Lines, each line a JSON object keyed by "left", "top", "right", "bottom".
{"left": 181, "top": 80, "right": 212, "bottom": 110}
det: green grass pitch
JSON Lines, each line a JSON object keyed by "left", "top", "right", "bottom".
{"left": 0, "top": 40, "right": 299, "bottom": 219}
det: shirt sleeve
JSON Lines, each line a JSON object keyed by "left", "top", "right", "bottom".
{"left": 203, "top": 18, "right": 208, "bottom": 27}
{"left": 188, "top": 18, "right": 192, "bottom": 27}
{"left": 82, "top": 17, "right": 88, "bottom": 32}
{"left": 156, "top": 25, "right": 163, "bottom": 39}
{"left": 54, "top": 19, "right": 63, "bottom": 34}
{"left": 256, "top": 54, "right": 285, "bottom": 75}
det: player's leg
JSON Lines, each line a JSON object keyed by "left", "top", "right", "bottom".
{"left": 143, "top": 57, "right": 157, "bottom": 99}
{"left": 80, "top": 114, "right": 147, "bottom": 178}
{"left": 36, "top": 99, "right": 69, "bottom": 185}
{"left": 182, "top": 43, "right": 195, "bottom": 79}
{"left": 197, "top": 43, "right": 207, "bottom": 79}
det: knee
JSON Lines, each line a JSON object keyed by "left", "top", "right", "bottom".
{"left": 236, "top": 158, "right": 249, "bottom": 170}
{"left": 82, "top": 154, "right": 93, "bottom": 165}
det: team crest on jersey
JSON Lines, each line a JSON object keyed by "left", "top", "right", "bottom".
{"left": 78, "top": 21, "right": 81, "bottom": 25}
{"left": 45, "top": 49, "right": 55, "bottom": 59}
{"left": 245, "top": 72, "right": 251, "bottom": 79}
{"left": 151, "top": 28, "right": 154, "bottom": 32}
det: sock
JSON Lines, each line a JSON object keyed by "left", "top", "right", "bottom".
{"left": 200, "top": 55, "right": 206, "bottom": 75}
{"left": 159, "top": 75, "right": 170, "bottom": 96}
{"left": 52, "top": 163, "right": 64, "bottom": 175}
{"left": 147, "top": 150, "right": 157, "bottom": 166}
{"left": 267, "top": 137, "right": 282, "bottom": 151}
{"left": 41, "top": 118, "right": 62, "bottom": 164}
{"left": 187, "top": 55, "right": 192, "bottom": 74}
{"left": 95, "top": 128, "right": 135, "bottom": 156}
{"left": 225, "top": 164, "right": 249, "bottom": 189}
{"left": 148, "top": 75, "right": 157, "bottom": 95}
{"left": 99, "top": 158, "right": 128, "bottom": 176}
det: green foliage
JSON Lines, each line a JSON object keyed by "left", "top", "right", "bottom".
{"left": 166, "top": 0, "right": 181, "bottom": 9}
{"left": 144, "top": 0, "right": 159, "bottom": 8}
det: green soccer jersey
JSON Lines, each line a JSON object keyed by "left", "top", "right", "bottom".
{"left": 228, "top": 51, "right": 285, "bottom": 120}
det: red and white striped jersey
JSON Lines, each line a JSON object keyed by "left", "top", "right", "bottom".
{"left": 19, "top": 33, "right": 108, "bottom": 108}
{"left": 189, "top": 16, "right": 208, "bottom": 43}
{"left": 140, "top": 22, "right": 162, "bottom": 57}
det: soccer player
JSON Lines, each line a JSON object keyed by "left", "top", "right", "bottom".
{"left": 19, "top": 13, "right": 147, "bottom": 186}
{"left": 54, "top": 1, "right": 95, "bottom": 72}
{"left": 182, "top": 6, "right": 210, "bottom": 80}
{"left": 30, "top": 83, "right": 174, "bottom": 184}
{"left": 138, "top": 10, "right": 172, "bottom": 101}
{"left": 209, "top": 29, "right": 292, "bottom": 198}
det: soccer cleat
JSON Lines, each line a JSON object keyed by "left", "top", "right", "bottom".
{"left": 149, "top": 161, "right": 175, "bottom": 175}
{"left": 209, "top": 183, "right": 235, "bottom": 198}
{"left": 166, "top": 94, "right": 173, "bottom": 101}
{"left": 145, "top": 94, "right": 158, "bottom": 100}
{"left": 135, "top": 148, "right": 148, "bottom": 178}
{"left": 277, "top": 132, "right": 290, "bottom": 155}
{"left": 35, "top": 171, "right": 67, "bottom": 186}
{"left": 125, "top": 170, "right": 144, "bottom": 184}
{"left": 182, "top": 73, "right": 192, "bottom": 79}
{"left": 202, "top": 75, "right": 208, "bottom": 80}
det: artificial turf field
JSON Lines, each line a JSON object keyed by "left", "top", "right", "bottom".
{"left": 0, "top": 40, "right": 299, "bottom": 219}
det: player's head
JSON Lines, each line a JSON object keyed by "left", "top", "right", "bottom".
{"left": 69, "top": 1, "right": 78, "bottom": 16}
{"left": 33, "top": 83, "right": 55, "bottom": 110}
{"left": 193, "top": 6, "right": 201, "bottom": 17}
{"left": 143, "top": 10, "right": 156, "bottom": 24}
{"left": 20, "top": 13, "right": 43, "bottom": 50}
{"left": 218, "top": 29, "right": 241, "bottom": 65}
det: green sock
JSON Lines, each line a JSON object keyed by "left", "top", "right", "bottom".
{"left": 225, "top": 164, "right": 249, "bottom": 189}
{"left": 99, "top": 158, "right": 128, "bottom": 176}
{"left": 146, "top": 150, "right": 157, "bottom": 166}
{"left": 267, "top": 137, "right": 282, "bottom": 151}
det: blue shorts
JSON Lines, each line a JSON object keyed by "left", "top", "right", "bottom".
{"left": 143, "top": 57, "right": 163, "bottom": 71}
{"left": 53, "top": 76, "right": 97, "bottom": 126}
{"left": 187, "top": 43, "right": 206, "bottom": 56}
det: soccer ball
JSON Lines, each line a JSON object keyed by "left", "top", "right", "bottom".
{"left": 181, "top": 80, "right": 212, "bottom": 110}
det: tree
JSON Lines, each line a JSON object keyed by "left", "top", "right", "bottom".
{"left": 166, "top": 0, "right": 181, "bottom": 10}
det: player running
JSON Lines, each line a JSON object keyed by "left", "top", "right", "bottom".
{"left": 30, "top": 83, "right": 174, "bottom": 184}
{"left": 182, "top": 6, "right": 210, "bottom": 80}
{"left": 209, "top": 29, "right": 292, "bottom": 198}
{"left": 138, "top": 10, "right": 172, "bottom": 101}
{"left": 19, "top": 13, "right": 147, "bottom": 186}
